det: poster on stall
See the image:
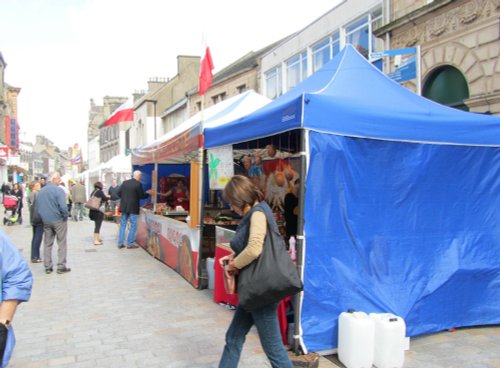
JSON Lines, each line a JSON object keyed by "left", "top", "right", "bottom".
{"left": 208, "top": 146, "right": 234, "bottom": 189}
{"left": 136, "top": 210, "right": 201, "bottom": 288}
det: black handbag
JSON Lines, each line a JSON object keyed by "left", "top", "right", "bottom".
{"left": 30, "top": 194, "right": 43, "bottom": 225}
{"left": 237, "top": 213, "right": 303, "bottom": 311}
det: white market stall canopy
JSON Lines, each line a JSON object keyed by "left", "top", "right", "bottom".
{"left": 101, "top": 153, "right": 131, "bottom": 173}
{"left": 131, "top": 90, "right": 270, "bottom": 165}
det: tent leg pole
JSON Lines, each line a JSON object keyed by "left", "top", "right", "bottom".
{"left": 293, "top": 128, "right": 308, "bottom": 354}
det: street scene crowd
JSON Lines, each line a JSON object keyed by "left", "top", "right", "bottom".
{"left": 1, "top": 1, "right": 499, "bottom": 366}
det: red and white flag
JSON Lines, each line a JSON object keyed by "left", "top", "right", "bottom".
{"left": 199, "top": 46, "right": 214, "bottom": 96}
{"left": 101, "top": 101, "right": 133, "bottom": 128}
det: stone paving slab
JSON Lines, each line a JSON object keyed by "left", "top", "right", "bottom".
{"left": 3, "top": 213, "right": 500, "bottom": 367}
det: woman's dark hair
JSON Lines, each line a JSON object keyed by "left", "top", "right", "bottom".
{"left": 94, "top": 181, "right": 103, "bottom": 190}
{"left": 223, "top": 175, "right": 263, "bottom": 211}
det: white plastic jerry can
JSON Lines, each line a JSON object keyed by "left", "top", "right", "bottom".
{"left": 338, "top": 311, "right": 375, "bottom": 368}
{"left": 369, "top": 313, "right": 407, "bottom": 368}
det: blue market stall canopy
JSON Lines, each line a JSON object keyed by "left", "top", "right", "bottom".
{"left": 205, "top": 45, "right": 500, "bottom": 148}
{"left": 132, "top": 90, "right": 270, "bottom": 165}
{"left": 203, "top": 45, "right": 500, "bottom": 354}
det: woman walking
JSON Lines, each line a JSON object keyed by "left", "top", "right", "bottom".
{"left": 218, "top": 175, "right": 293, "bottom": 368}
{"left": 27, "top": 180, "right": 43, "bottom": 263}
{"left": 89, "top": 181, "right": 108, "bottom": 245}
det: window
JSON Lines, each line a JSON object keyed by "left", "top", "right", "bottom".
{"left": 312, "top": 38, "right": 330, "bottom": 72}
{"left": 286, "top": 51, "right": 307, "bottom": 90}
{"left": 345, "top": 8, "right": 384, "bottom": 58}
{"left": 125, "top": 129, "right": 130, "bottom": 152}
{"left": 423, "top": 66, "right": 470, "bottom": 111}
{"left": 346, "top": 16, "right": 370, "bottom": 57}
{"left": 237, "top": 84, "right": 247, "bottom": 93}
{"left": 312, "top": 33, "right": 340, "bottom": 72}
{"left": 211, "top": 92, "right": 226, "bottom": 105}
{"left": 265, "top": 66, "right": 282, "bottom": 99}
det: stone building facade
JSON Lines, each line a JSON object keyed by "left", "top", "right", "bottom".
{"left": 87, "top": 96, "right": 127, "bottom": 166}
{"left": 376, "top": 0, "right": 500, "bottom": 114}
{"left": 98, "top": 96, "right": 128, "bottom": 163}
{"left": 132, "top": 55, "right": 201, "bottom": 149}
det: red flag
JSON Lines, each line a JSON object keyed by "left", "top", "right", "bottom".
{"left": 199, "top": 47, "right": 214, "bottom": 96}
{"left": 101, "top": 101, "right": 133, "bottom": 128}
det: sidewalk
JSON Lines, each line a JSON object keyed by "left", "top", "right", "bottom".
{"left": 3, "top": 215, "right": 500, "bottom": 367}
{"left": 5, "top": 218, "right": 279, "bottom": 367}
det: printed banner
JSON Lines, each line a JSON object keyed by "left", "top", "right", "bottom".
{"left": 71, "top": 143, "right": 81, "bottom": 165}
{"left": 208, "top": 146, "right": 234, "bottom": 189}
{"left": 136, "top": 210, "right": 200, "bottom": 288}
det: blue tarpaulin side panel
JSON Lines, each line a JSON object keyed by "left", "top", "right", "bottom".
{"left": 301, "top": 132, "right": 500, "bottom": 352}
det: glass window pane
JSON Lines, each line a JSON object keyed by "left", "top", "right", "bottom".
{"left": 371, "top": 8, "right": 382, "bottom": 18}
{"left": 346, "top": 16, "right": 368, "bottom": 33}
{"left": 313, "top": 39, "right": 331, "bottom": 72}
{"left": 312, "top": 39, "right": 329, "bottom": 54}
{"left": 287, "top": 61, "right": 301, "bottom": 89}
{"left": 332, "top": 39, "right": 340, "bottom": 57}
{"left": 265, "top": 67, "right": 281, "bottom": 99}
{"left": 347, "top": 24, "right": 369, "bottom": 57}
{"left": 301, "top": 52, "right": 307, "bottom": 79}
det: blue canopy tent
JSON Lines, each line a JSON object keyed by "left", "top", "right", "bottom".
{"left": 204, "top": 45, "right": 500, "bottom": 353}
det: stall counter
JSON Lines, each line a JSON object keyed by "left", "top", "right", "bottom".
{"left": 137, "top": 208, "right": 201, "bottom": 288}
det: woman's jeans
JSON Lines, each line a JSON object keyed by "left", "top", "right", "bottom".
{"left": 31, "top": 224, "right": 44, "bottom": 260}
{"left": 219, "top": 303, "right": 293, "bottom": 368}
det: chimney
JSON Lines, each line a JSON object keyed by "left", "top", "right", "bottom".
{"left": 133, "top": 90, "right": 146, "bottom": 103}
{"left": 177, "top": 55, "right": 201, "bottom": 75}
{"left": 147, "top": 77, "right": 167, "bottom": 93}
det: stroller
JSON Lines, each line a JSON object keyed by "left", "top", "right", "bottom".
{"left": 3, "top": 195, "right": 22, "bottom": 225}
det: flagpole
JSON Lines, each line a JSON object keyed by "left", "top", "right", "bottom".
{"left": 198, "top": 93, "right": 205, "bottom": 221}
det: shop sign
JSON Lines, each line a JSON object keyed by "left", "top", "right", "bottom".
{"left": 208, "top": 145, "right": 234, "bottom": 190}
{"left": 0, "top": 146, "right": 9, "bottom": 158}
{"left": 388, "top": 56, "right": 416, "bottom": 83}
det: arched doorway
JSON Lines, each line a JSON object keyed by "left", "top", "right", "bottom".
{"left": 423, "top": 65, "right": 470, "bottom": 111}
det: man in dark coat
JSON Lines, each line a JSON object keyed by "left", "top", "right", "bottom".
{"left": 117, "top": 170, "right": 151, "bottom": 249}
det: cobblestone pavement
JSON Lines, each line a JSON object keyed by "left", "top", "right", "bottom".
{"left": 322, "top": 326, "right": 500, "bottom": 368}
{"left": 3, "top": 212, "right": 499, "bottom": 368}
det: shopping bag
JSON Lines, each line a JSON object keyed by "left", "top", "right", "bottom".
{"left": 237, "top": 216, "right": 303, "bottom": 311}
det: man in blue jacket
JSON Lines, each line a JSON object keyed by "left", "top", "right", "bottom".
{"left": 35, "top": 171, "right": 71, "bottom": 274}
{"left": 0, "top": 230, "right": 33, "bottom": 368}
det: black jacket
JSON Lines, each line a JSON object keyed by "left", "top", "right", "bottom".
{"left": 108, "top": 185, "right": 121, "bottom": 201}
{"left": 118, "top": 178, "right": 149, "bottom": 214}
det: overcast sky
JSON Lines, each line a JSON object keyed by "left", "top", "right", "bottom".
{"left": 1, "top": 0, "right": 341, "bottom": 155}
